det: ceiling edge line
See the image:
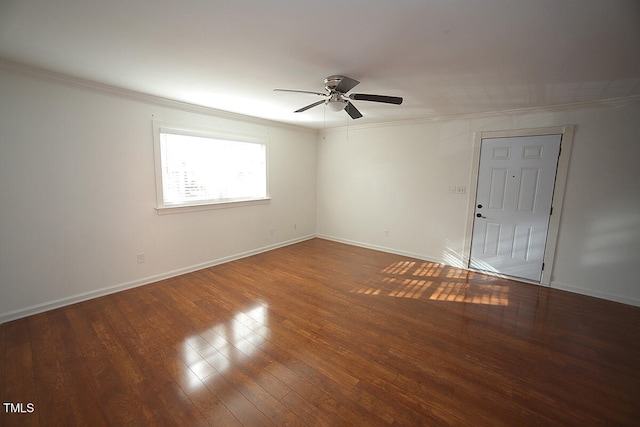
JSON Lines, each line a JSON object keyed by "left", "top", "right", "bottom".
{"left": 0, "top": 58, "right": 317, "bottom": 135}
{"left": 322, "top": 95, "right": 640, "bottom": 134}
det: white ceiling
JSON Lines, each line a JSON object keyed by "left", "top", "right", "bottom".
{"left": 1, "top": 0, "right": 639, "bottom": 129}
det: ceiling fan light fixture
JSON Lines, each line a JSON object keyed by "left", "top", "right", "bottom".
{"left": 327, "top": 99, "right": 347, "bottom": 112}
{"left": 326, "top": 92, "right": 347, "bottom": 112}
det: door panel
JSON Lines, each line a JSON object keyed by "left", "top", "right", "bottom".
{"left": 484, "top": 222, "right": 501, "bottom": 256}
{"left": 470, "top": 134, "right": 561, "bottom": 282}
{"left": 518, "top": 168, "right": 539, "bottom": 212}
{"left": 489, "top": 169, "right": 508, "bottom": 209}
{"left": 512, "top": 225, "right": 532, "bottom": 260}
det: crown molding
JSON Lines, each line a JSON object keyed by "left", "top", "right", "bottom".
{"left": 3, "top": 58, "right": 638, "bottom": 137}
{"left": 0, "top": 58, "right": 316, "bottom": 134}
{"left": 323, "top": 94, "right": 640, "bottom": 134}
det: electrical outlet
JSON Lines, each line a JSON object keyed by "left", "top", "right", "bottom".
{"left": 447, "top": 185, "right": 457, "bottom": 194}
{"left": 293, "top": 223, "right": 297, "bottom": 230}
{"left": 270, "top": 226, "right": 275, "bottom": 236}
{"left": 136, "top": 253, "right": 145, "bottom": 263}
{"left": 456, "top": 186, "right": 466, "bottom": 194}
{"left": 384, "top": 229, "right": 390, "bottom": 237}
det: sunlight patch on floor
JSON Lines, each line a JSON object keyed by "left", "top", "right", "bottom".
{"left": 429, "top": 282, "right": 509, "bottom": 306}
{"left": 351, "top": 260, "right": 510, "bottom": 306}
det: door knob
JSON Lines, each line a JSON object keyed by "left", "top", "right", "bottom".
{"left": 476, "top": 213, "right": 486, "bottom": 218}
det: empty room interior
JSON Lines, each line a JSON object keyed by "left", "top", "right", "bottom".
{"left": 1, "top": 1, "right": 640, "bottom": 425}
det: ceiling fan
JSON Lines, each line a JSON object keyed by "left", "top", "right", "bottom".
{"left": 275, "top": 75, "right": 403, "bottom": 119}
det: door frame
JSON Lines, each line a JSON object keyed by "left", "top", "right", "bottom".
{"left": 462, "top": 125, "right": 575, "bottom": 286}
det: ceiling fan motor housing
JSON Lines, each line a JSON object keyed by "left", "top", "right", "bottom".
{"left": 324, "top": 75, "right": 344, "bottom": 92}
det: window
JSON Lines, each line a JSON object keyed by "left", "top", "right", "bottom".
{"left": 153, "top": 123, "right": 269, "bottom": 212}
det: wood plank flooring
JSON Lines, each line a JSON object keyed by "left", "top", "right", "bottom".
{"left": 2, "top": 238, "right": 640, "bottom": 426}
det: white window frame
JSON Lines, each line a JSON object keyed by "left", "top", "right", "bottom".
{"left": 152, "top": 121, "right": 270, "bottom": 214}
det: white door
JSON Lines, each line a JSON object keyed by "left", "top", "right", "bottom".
{"left": 470, "top": 134, "right": 561, "bottom": 282}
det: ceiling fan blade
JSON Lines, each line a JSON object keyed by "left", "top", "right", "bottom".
{"left": 344, "top": 101, "right": 363, "bottom": 119}
{"left": 335, "top": 76, "right": 360, "bottom": 93}
{"left": 295, "top": 99, "right": 326, "bottom": 113}
{"left": 349, "top": 93, "right": 403, "bottom": 105}
{"left": 274, "top": 88, "right": 327, "bottom": 97}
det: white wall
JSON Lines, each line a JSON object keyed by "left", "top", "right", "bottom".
{"left": 0, "top": 68, "right": 318, "bottom": 321}
{"left": 317, "top": 100, "right": 640, "bottom": 306}
{"left": 2, "top": 65, "right": 639, "bottom": 322}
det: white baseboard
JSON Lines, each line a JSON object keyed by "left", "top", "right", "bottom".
{"left": 4, "top": 234, "right": 637, "bottom": 323}
{"left": 316, "top": 234, "right": 445, "bottom": 265}
{"left": 0, "top": 235, "right": 315, "bottom": 324}
{"left": 318, "top": 235, "right": 640, "bottom": 308}
{"left": 550, "top": 281, "right": 640, "bottom": 308}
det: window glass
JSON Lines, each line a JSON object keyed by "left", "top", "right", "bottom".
{"left": 155, "top": 126, "right": 268, "bottom": 209}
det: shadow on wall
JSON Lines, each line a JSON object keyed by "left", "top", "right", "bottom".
{"left": 582, "top": 211, "right": 640, "bottom": 266}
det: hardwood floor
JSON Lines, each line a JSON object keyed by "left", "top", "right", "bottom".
{"left": 2, "top": 238, "right": 639, "bottom": 426}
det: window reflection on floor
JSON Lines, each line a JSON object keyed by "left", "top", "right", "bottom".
{"left": 181, "top": 304, "right": 269, "bottom": 390}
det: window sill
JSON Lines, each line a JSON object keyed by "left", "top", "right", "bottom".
{"left": 155, "top": 198, "right": 271, "bottom": 215}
